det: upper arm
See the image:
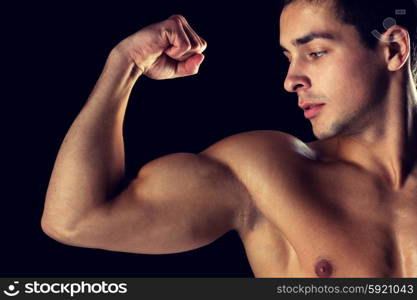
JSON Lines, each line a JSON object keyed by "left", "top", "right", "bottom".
{"left": 44, "top": 129, "right": 301, "bottom": 254}
{"left": 58, "top": 152, "right": 252, "bottom": 254}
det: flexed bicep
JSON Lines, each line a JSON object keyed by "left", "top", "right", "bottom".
{"left": 56, "top": 152, "right": 249, "bottom": 254}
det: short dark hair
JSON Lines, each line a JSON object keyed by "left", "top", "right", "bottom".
{"left": 281, "top": 0, "right": 417, "bottom": 86}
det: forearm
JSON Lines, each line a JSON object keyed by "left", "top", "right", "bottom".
{"left": 42, "top": 47, "right": 142, "bottom": 235}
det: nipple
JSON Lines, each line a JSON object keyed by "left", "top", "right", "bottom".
{"left": 315, "top": 259, "right": 333, "bottom": 278}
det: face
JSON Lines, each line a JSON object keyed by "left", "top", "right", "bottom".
{"left": 280, "top": 1, "right": 389, "bottom": 140}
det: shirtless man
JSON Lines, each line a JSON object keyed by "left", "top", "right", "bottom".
{"left": 41, "top": 0, "right": 417, "bottom": 277}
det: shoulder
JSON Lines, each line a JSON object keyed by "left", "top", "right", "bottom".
{"left": 141, "top": 130, "right": 311, "bottom": 178}
{"left": 200, "top": 130, "right": 317, "bottom": 175}
{"left": 139, "top": 130, "right": 316, "bottom": 179}
{"left": 202, "top": 130, "right": 297, "bottom": 156}
{"left": 200, "top": 130, "right": 319, "bottom": 231}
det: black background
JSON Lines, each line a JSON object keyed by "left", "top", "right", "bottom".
{"left": 2, "top": 0, "right": 315, "bottom": 276}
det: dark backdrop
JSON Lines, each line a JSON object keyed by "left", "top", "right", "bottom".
{"left": 3, "top": 0, "right": 315, "bottom": 276}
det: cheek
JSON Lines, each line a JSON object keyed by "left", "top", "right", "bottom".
{"left": 319, "top": 53, "right": 385, "bottom": 108}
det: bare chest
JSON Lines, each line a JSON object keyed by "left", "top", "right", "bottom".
{"left": 240, "top": 166, "right": 417, "bottom": 278}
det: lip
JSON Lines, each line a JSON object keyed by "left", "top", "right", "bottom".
{"left": 303, "top": 104, "right": 325, "bottom": 119}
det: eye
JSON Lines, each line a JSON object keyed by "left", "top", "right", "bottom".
{"left": 309, "top": 51, "right": 327, "bottom": 59}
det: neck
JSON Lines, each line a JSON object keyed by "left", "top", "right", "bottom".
{"left": 335, "top": 75, "right": 417, "bottom": 189}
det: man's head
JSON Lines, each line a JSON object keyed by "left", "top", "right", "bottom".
{"left": 279, "top": 0, "right": 417, "bottom": 140}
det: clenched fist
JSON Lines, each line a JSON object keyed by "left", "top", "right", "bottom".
{"left": 114, "top": 15, "right": 207, "bottom": 80}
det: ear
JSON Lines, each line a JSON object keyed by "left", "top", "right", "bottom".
{"left": 380, "top": 25, "right": 410, "bottom": 71}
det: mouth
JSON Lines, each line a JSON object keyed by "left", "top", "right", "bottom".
{"left": 303, "top": 104, "right": 325, "bottom": 119}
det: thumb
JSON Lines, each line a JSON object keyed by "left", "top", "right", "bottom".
{"left": 176, "top": 53, "right": 205, "bottom": 77}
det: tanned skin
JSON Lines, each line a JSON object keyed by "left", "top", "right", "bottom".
{"left": 42, "top": 1, "right": 417, "bottom": 277}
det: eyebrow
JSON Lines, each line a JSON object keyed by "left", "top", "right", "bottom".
{"left": 280, "top": 32, "right": 336, "bottom": 52}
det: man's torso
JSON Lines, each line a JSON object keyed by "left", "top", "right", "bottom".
{"left": 224, "top": 131, "right": 417, "bottom": 277}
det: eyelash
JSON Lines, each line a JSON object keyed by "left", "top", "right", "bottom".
{"left": 309, "top": 51, "right": 327, "bottom": 59}
{"left": 284, "top": 50, "right": 327, "bottom": 63}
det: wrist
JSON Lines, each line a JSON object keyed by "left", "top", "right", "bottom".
{"left": 108, "top": 43, "right": 144, "bottom": 79}
{"left": 85, "top": 45, "right": 143, "bottom": 105}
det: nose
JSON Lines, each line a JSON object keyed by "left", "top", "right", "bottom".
{"left": 283, "top": 63, "right": 311, "bottom": 93}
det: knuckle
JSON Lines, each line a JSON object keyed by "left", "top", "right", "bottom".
{"left": 177, "top": 14, "right": 187, "bottom": 24}
{"left": 169, "top": 14, "right": 184, "bottom": 23}
{"left": 165, "top": 15, "right": 181, "bottom": 29}
{"left": 162, "top": 18, "right": 177, "bottom": 32}
{"left": 168, "top": 16, "right": 177, "bottom": 24}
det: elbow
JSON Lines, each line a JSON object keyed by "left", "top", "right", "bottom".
{"left": 40, "top": 217, "right": 66, "bottom": 244}
{"left": 41, "top": 215, "right": 79, "bottom": 246}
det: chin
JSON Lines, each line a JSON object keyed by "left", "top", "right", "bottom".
{"left": 312, "top": 119, "right": 342, "bottom": 140}
{"left": 313, "top": 130, "right": 336, "bottom": 140}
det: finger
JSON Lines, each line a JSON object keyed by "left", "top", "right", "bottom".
{"left": 165, "top": 15, "right": 207, "bottom": 61}
{"left": 177, "top": 15, "right": 207, "bottom": 53}
{"left": 175, "top": 53, "right": 205, "bottom": 78}
{"left": 176, "top": 15, "right": 199, "bottom": 49}
{"left": 164, "top": 15, "right": 192, "bottom": 61}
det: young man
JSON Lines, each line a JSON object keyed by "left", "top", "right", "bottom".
{"left": 42, "top": 0, "right": 417, "bottom": 277}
